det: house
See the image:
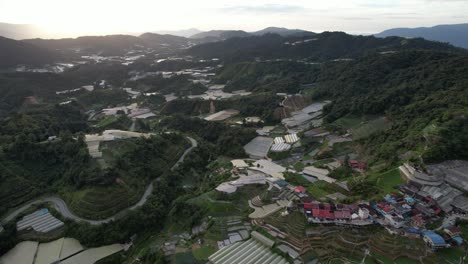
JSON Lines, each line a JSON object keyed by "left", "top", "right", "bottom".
{"left": 231, "top": 159, "right": 248, "bottom": 168}
{"left": 444, "top": 226, "right": 461, "bottom": 238}
{"left": 403, "top": 228, "right": 422, "bottom": 239}
{"left": 384, "top": 214, "right": 407, "bottom": 229}
{"left": 422, "top": 231, "right": 447, "bottom": 250}
{"left": 294, "top": 186, "right": 306, "bottom": 194}
{"left": 302, "top": 166, "right": 335, "bottom": 183}
{"left": 411, "top": 215, "right": 425, "bottom": 228}
{"left": 358, "top": 208, "right": 370, "bottom": 219}
{"left": 348, "top": 160, "right": 367, "bottom": 171}
{"left": 415, "top": 203, "right": 435, "bottom": 217}
{"left": 251, "top": 159, "right": 287, "bottom": 179}
{"left": 452, "top": 236, "right": 464, "bottom": 246}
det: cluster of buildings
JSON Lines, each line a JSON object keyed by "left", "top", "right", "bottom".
{"left": 399, "top": 162, "right": 468, "bottom": 214}
{"left": 281, "top": 100, "right": 330, "bottom": 132}
{"left": 373, "top": 193, "right": 442, "bottom": 229}
{"left": 301, "top": 201, "right": 372, "bottom": 225}
{"left": 100, "top": 103, "right": 155, "bottom": 119}
{"left": 270, "top": 134, "right": 299, "bottom": 153}
{"left": 422, "top": 226, "right": 464, "bottom": 250}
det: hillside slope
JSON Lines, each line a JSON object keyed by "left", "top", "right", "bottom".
{"left": 312, "top": 50, "right": 468, "bottom": 163}
{"left": 186, "top": 31, "right": 460, "bottom": 62}
{"left": 0, "top": 36, "right": 62, "bottom": 69}
{"left": 23, "top": 33, "right": 193, "bottom": 56}
{"left": 375, "top": 23, "right": 468, "bottom": 49}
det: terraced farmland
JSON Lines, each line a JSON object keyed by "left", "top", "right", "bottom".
{"left": 0, "top": 175, "right": 38, "bottom": 216}
{"left": 329, "top": 115, "right": 391, "bottom": 140}
{"left": 259, "top": 213, "right": 437, "bottom": 264}
{"left": 67, "top": 186, "right": 142, "bottom": 220}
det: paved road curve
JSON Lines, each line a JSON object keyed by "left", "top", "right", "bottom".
{"left": 1, "top": 136, "right": 197, "bottom": 225}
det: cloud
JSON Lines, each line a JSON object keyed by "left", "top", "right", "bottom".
{"left": 342, "top": 17, "right": 374, "bottom": 21}
{"left": 220, "top": 4, "right": 305, "bottom": 14}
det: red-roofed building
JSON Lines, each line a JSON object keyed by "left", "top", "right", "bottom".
{"left": 411, "top": 215, "right": 425, "bottom": 228}
{"left": 349, "top": 160, "right": 367, "bottom": 171}
{"left": 294, "top": 186, "right": 306, "bottom": 193}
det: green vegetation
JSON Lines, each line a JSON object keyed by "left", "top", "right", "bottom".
{"left": 216, "top": 61, "right": 319, "bottom": 93}
{"left": 312, "top": 51, "right": 468, "bottom": 163}
{"left": 351, "top": 117, "right": 391, "bottom": 140}
{"left": 187, "top": 185, "right": 265, "bottom": 217}
{"left": 187, "top": 31, "right": 458, "bottom": 62}
{"left": 284, "top": 172, "right": 310, "bottom": 187}
{"left": 76, "top": 88, "right": 129, "bottom": 110}
{"left": 65, "top": 185, "right": 143, "bottom": 220}
{"left": 368, "top": 168, "right": 405, "bottom": 195}
{"left": 127, "top": 74, "right": 207, "bottom": 96}
{"left": 192, "top": 245, "right": 216, "bottom": 260}
{"left": 1, "top": 29, "right": 468, "bottom": 263}
{"left": 160, "top": 115, "right": 256, "bottom": 157}
{"left": 269, "top": 150, "right": 291, "bottom": 161}
{"left": 161, "top": 93, "right": 282, "bottom": 123}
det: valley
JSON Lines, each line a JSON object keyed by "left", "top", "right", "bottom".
{"left": 0, "top": 22, "right": 467, "bottom": 264}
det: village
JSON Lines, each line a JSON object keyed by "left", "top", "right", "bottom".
{"left": 1, "top": 49, "right": 467, "bottom": 264}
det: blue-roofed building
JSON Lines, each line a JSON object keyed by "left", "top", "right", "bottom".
{"left": 452, "top": 236, "right": 464, "bottom": 246}
{"left": 275, "top": 180, "right": 289, "bottom": 188}
{"left": 405, "top": 228, "right": 422, "bottom": 234}
{"left": 384, "top": 195, "right": 397, "bottom": 204}
{"left": 404, "top": 196, "right": 416, "bottom": 204}
{"left": 422, "top": 231, "right": 447, "bottom": 249}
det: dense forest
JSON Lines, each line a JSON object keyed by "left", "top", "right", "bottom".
{"left": 186, "top": 32, "right": 461, "bottom": 62}
{"left": 215, "top": 61, "right": 319, "bottom": 93}
{"left": 310, "top": 51, "right": 468, "bottom": 163}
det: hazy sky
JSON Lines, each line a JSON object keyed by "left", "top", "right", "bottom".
{"left": 1, "top": 0, "right": 467, "bottom": 37}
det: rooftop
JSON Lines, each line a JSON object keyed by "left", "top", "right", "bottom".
{"left": 16, "top": 209, "right": 64, "bottom": 233}
{"left": 423, "top": 231, "right": 446, "bottom": 246}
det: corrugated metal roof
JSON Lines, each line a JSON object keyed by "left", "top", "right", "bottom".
{"left": 271, "top": 143, "right": 291, "bottom": 152}
{"left": 208, "top": 233, "right": 287, "bottom": 264}
{"left": 423, "top": 231, "right": 446, "bottom": 245}
{"left": 16, "top": 209, "right": 64, "bottom": 233}
{"left": 284, "top": 134, "right": 299, "bottom": 144}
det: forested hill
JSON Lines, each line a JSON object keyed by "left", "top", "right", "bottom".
{"left": 0, "top": 36, "right": 62, "bottom": 68}
{"left": 186, "top": 31, "right": 461, "bottom": 62}
{"left": 23, "top": 33, "right": 193, "bottom": 56}
{"left": 311, "top": 50, "right": 468, "bottom": 163}
{"left": 375, "top": 23, "right": 468, "bottom": 49}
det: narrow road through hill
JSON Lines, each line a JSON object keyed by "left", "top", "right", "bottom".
{"left": 1, "top": 136, "right": 198, "bottom": 225}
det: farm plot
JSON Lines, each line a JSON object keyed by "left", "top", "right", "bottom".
{"left": 66, "top": 186, "right": 142, "bottom": 220}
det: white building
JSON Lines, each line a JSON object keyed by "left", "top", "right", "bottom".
{"left": 358, "top": 208, "right": 369, "bottom": 219}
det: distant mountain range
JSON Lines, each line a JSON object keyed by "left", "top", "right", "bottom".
{"left": 375, "top": 23, "right": 468, "bottom": 49}
{"left": 2, "top": 20, "right": 468, "bottom": 50}
{"left": 0, "top": 22, "right": 45, "bottom": 40}
{"left": 189, "top": 27, "right": 314, "bottom": 41}
{"left": 0, "top": 23, "right": 464, "bottom": 69}
{"left": 151, "top": 28, "right": 202, "bottom": 38}
{"left": 0, "top": 22, "right": 315, "bottom": 41}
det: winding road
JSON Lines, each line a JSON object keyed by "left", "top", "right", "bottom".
{"left": 1, "top": 136, "right": 198, "bottom": 225}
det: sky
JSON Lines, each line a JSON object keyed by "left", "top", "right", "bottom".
{"left": 0, "top": 0, "right": 467, "bottom": 37}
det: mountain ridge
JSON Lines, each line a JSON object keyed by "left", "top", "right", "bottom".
{"left": 375, "top": 23, "right": 468, "bottom": 49}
